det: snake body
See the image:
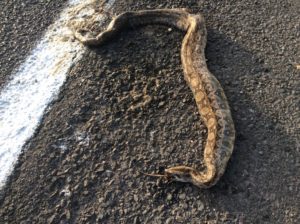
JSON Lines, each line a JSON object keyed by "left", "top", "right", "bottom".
{"left": 74, "top": 9, "right": 235, "bottom": 188}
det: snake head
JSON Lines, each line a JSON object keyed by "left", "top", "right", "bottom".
{"left": 164, "top": 166, "right": 195, "bottom": 184}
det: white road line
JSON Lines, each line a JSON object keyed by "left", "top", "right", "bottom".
{"left": 0, "top": 0, "right": 115, "bottom": 188}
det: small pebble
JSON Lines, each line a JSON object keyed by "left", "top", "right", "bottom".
{"left": 179, "top": 193, "right": 186, "bottom": 200}
{"left": 167, "top": 193, "right": 173, "bottom": 201}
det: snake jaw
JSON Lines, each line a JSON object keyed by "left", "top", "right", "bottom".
{"left": 141, "top": 167, "right": 194, "bottom": 184}
{"left": 164, "top": 166, "right": 195, "bottom": 184}
{"left": 140, "top": 171, "right": 174, "bottom": 183}
{"left": 140, "top": 171, "right": 167, "bottom": 178}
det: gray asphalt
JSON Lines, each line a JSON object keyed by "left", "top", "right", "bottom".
{"left": 0, "top": 0, "right": 68, "bottom": 88}
{"left": 0, "top": 0, "right": 299, "bottom": 223}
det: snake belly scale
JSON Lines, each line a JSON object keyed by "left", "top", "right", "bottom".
{"left": 74, "top": 9, "right": 235, "bottom": 188}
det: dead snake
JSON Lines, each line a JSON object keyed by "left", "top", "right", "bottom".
{"left": 74, "top": 9, "right": 235, "bottom": 188}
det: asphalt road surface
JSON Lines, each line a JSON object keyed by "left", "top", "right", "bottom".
{"left": 0, "top": 0, "right": 299, "bottom": 223}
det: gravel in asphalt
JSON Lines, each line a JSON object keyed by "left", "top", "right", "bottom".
{"left": 0, "top": 0, "right": 299, "bottom": 223}
{"left": 0, "top": 0, "right": 68, "bottom": 88}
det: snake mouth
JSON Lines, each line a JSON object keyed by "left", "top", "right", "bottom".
{"left": 140, "top": 171, "right": 173, "bottom": 181}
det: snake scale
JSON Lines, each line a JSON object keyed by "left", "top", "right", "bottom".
{"left": 74, "top": 9, "right": 235, "bottom": 188}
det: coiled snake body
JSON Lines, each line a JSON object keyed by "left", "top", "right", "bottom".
{"left": 74, "top": 9, "right": 235, "bottom": 188}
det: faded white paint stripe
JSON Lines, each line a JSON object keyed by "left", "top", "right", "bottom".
{"left": 0, "top": 0, "right": 115, "bottom": 188}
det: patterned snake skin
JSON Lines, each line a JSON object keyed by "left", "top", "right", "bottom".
{"left": 74, "top": 9, "right": 235, "bottom": 188}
